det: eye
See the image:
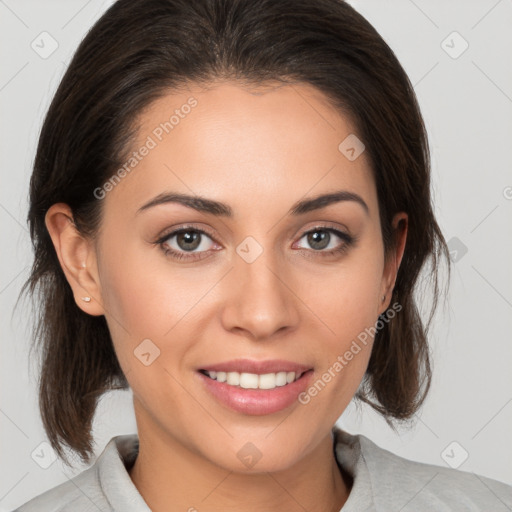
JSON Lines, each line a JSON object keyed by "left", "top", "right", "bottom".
{"left": 156, "top": 226, "right": 219, "bottom": 261}
{"left": 155, "top": 224, "right": 356, "bottom": 261}
{"left": 294, "top": 226, "right": 355, "bottom": 257}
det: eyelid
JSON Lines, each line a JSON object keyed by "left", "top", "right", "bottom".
{"left": 298, "top": 222, "right": 350, "bottom": 238}
{"left": 155, "top": 223, "right": 218, "bottom": 244}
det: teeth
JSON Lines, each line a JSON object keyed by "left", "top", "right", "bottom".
{"left": 226, "top": 372, "right": 240, "bottom": 386}
{"left": 240, "top": 372, "right": 259, "bottom": 389}
{"left": 203, "top": 370, "right": 303, "bottom": 389}
{"left": 275, "top": 372, "right": 287, "bottom": 386}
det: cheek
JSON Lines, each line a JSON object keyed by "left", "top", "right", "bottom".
{"left": 95, "top": 232, "right": 177, "bottom": 377}
{"left": 97, "top": 232, "right": 182, "bottom": 335}
{"left": 304, "top": 249, "right": 384, "bottom": 344}
{"left": 297, "top": 267, "right": 380, "bottom": 419}
{"left": 96, "top": 229, "right": 214, "bottom": 380}
{"left": 297, "top": 238, "right": 384, "bottom": 399}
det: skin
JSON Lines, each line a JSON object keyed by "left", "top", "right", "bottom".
{"left": 46, "top": 81, "right": 407, "bottom": 511}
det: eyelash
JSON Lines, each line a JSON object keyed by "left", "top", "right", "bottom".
{"left": 154, "top": 224, "right": 356, "bottom": 261}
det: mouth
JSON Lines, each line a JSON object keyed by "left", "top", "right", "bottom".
{"left": 198, "top": 369, "right": 308, "bottom": 390}
{"left": 196, "top": 359, "right": 314, "bottom": 415}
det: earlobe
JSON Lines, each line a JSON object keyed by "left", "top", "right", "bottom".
{"left": 380, "top": 212, "right": 408, "bottom": 313}
{"left": 44, "top": 203, "right": 104, "bottom": 316}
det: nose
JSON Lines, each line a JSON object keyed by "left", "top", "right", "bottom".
{"left": 219, "top": 244, "right": 300, "bottom": 341}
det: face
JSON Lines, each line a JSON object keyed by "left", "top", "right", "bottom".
{"left": 70, "top": 81, "right": 405, "bottom": 473}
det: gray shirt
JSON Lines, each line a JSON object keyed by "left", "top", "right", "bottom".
{"left": 13, "top": 427, "right": 512, "bottom": 511}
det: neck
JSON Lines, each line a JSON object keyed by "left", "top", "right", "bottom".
{"left": 128, "top": 424, "right": 351, "bottom": 512}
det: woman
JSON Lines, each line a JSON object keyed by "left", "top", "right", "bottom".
{"left": 14, "top": 0, "right": 512, "bottom": 510}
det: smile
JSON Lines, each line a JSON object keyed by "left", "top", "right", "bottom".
{"left": 199, "top": 370, "right": 306, "bottom": 390}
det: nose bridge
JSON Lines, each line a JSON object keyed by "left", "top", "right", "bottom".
{"left": 221, "top": 233, "right": 299, "bottom": 337}
{"left": 236, "top": 233, "right": 289, "bottom": 302}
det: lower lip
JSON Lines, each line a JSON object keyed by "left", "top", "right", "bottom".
{"left": 197, "top": 370, "right": 314, "bottom": 415}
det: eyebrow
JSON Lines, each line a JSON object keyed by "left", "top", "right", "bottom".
{"left": 136, "top": 190, "right": 369, "bottom": 217}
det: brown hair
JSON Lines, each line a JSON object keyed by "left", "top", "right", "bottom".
{"left": 19, "top": 0, "right": 451, "bottom": 465}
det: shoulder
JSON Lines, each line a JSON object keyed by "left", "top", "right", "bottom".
{"left": 352, "top": 430, "right": 512, "bottom": 511}
{"left": 11, "top": 465, "right": 107, "bottom": 512}
{"left": 12, "top": 435, "right": 142, "bottom": 512}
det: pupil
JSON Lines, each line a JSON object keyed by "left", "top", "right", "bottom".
{"left": 309, "top": 231, "right": 329, "bottom": 249}
{"left": 178, "top": 231, "right": 200, "bottom": 251}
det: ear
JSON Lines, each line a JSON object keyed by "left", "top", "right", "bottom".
{"left": 379, "top": 212, "right": 408, "bottom": 315}
{"left": 45, "top": 203, "right": 104, "bottom": 316}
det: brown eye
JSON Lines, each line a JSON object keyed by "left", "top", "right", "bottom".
{"left": 304, "top": 230, "right": 331, "bottom": 250}
{"left": 156, "top": 226, "right": 218, "bottom": 261}
{"left": 173, "top": 230, "right": 203, "bottom": 251}
{"left": 295, "top": 227, "right": 354, "bottom": 256}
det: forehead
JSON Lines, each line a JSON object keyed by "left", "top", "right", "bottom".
{"left": 102, "top": 80, "right": 377, "bottom": 220}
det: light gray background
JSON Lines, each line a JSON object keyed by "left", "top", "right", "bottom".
{"left": 1, "top": 0, "right": 511, "bottom": 509}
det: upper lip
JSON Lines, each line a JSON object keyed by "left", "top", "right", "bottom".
{"left": 199, "top": 358, "right": 312, "bottom": 375}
